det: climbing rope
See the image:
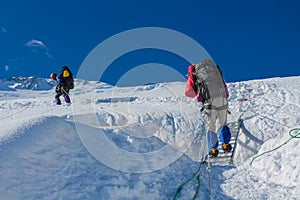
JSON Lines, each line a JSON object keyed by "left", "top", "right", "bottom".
{"left": 250, "top": 128, "right": 300, "bottom": 166}
{"left": 173, "top": 94, "right": 256, "bottom": 199}
{"left": 172, "top": 160, "right": 205, "bottom": 200}
{"left": 194, "top": 174, "right": 201, "bottom": 199}
{"left": 207, "top": 160, "right": 213, "bottom": 200}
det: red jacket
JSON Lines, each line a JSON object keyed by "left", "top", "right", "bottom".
{"left": 185, "top": 64, "right": 197, "bottom": 98}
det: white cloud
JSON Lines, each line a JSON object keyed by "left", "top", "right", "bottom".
{"left": 25, "top": 39, "right": 53, "bottom": 58}
{"left": 25, "top": 39, "right": 47, "bottom": 49}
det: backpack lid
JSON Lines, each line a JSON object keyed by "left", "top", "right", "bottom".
{"left": 63, "top": 69, "right": 70, "bottom": 77}
{"left": 194, "top": 59, "right": 227, "bottom": 103}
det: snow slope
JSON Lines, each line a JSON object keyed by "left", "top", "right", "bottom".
{"left": 0, "top": 76, "right": 299, "bottom": 199}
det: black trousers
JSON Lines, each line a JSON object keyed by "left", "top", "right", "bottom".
{"left": 55, "top": 84, "right": 69, "bottom": 99}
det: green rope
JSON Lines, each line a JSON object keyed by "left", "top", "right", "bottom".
{"left": 172, "top": 160, "right": 205, "bottom": 200}
{"left": 173, "top": 96, "right": 255, "bottom": 199}
{"left": 192, "top": 175, "right": 201, "bottom": 200}
{"left": 250, "top": 128, "right": 300, "bottom": 166}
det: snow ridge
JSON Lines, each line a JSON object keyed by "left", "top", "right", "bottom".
{"left": 1, "top": 76, "right": 56, "bottom": 91}
{"left": 0, "top": 76, "right": 299, "bottom": 199}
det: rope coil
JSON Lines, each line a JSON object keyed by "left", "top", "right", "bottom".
{"left": 250, "top": 128, "right": 300, "bottom": 166}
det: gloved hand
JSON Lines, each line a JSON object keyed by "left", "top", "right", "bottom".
{"left": 55, "top": 84, "right": 62, "bottom": 92}
{"left": 196, "top": 94, "right": 202, "bottom": 102}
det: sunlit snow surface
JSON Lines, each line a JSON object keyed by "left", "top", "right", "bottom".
{"left": 0, "top": 76, "right": 299, "bottom": 199}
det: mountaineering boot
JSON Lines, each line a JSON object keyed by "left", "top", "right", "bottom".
{"left": 55, "top": 97, "right": 61, "bottom": 105}
{"left": 64, "top": 95, "right": 71, "bottom": 103}
{"left": 222, "top": 143, "right": 232, "bottom": 152}
{"left": 209, "top": 148, "right": 219, "bottom": 158}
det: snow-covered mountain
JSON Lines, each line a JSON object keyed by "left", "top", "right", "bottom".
{"left": 0, "top": 76, "right": 55, "bottom": 91}
{"left": 0, "top": 76, "right": 299, "bottom": 199}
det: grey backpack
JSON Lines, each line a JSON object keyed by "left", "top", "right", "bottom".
{"left": 193, "top": 59, "right": 227, "bottom": 105}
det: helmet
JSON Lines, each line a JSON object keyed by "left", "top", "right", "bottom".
{"left": 50, "top": 73, "right": 57, "bottom": 80}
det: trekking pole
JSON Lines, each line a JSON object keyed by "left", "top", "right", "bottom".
{"left": 61, "top": 87, "right": 70, "bottom": 96}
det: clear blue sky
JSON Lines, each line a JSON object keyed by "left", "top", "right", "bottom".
{"left": 1, "top": 0, "right": 299, "bottom": 85}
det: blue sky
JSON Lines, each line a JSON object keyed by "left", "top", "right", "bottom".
{"left": 0, "top": 0, "right": 299, "bottom": 86}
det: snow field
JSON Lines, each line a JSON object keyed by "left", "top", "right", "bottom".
{"left": 0, "top": 76, "right": 299, "bottom": 199}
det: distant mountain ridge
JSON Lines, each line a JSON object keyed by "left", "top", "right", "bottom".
{"left": 0, "top": 76, "right": 56, "bottom": 91}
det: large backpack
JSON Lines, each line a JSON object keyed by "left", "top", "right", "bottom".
{"left": 61, "top": 66, "right": 74, "bottom": 89}
{"left": 193, "top": 59, "right": 226, "bottom": 104}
